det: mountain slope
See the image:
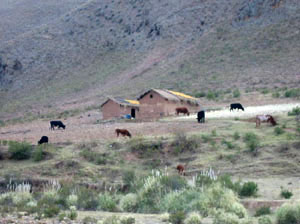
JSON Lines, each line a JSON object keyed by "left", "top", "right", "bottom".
{"left": 0, "top": 0, "right": 300, "bottom": 118}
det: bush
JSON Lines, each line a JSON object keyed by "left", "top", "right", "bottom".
{"left": 276, "top": 203, "right": 300, "bottom": 224}
{"left": 119, "top": 193, "right": 138, "bottom": 212}
{"left": 36, "top": 194, "right": 60, "bottom": 218}
{"left": 128, "top": 136, "right": 163, "bottom": 157}
{"left": 239, "top": 182, "right": 258, "bottom": 197}
{"left": 272, "top": 92, "right": 280, "bottom": 98}
{"left": 32, "top": 145, "right": 45, "bottom": 162}
{"left": 8, "top": 141, "right": 33, "bottom": 160}
{"left": 233, "top": 89, "right": 241, "bottom": 98}
{"left": 120, "top": 216, "right": 135, "bottom": 224}
{"left": 171, "top": 132, "right": 198, "bottom": 154}
{"left": 67, "top": 194, "right": 78, "bottom": 208}
{"left": 258, "top": 216, "right": 272, "bottom": 224}
{"left": 274, "top": 127, "right": 285, "bottom": 135}
{"left": 280, "top": 188, "right": 293, "bottom": 199}
{"left": 103, "top": 215, "right": 120, "bottom": 224}
{"left": 288, "top": 107, "right": 300, "bottom": 116}
{"left": 233, "top": 132, "right": 240, "bottom": 140}
{"left": 77, "top": 187, "right": 99, "bottom": 210}
{"left": 184, "top": 212, "right": 202, "bottom": 224}
{"left": 194, "top": 92, "right": 206, "bottom": 98}
{"left": 169, "top": 211, "right": 186, "bottom": 224}
{"left": 79, "top": 149, "right": 107, "bottom": 165}
{"left": 255, "top": 206, "right": 271, "bottom": 217}
{"left": 213, "top": 211, "right": 240, "bottom": 224}
{"left": 284, "top": 88, "right": 300, "bottom": 98}
{"left": 98, "top": 193, "right": 117, "bottom": 212}
{"left": 122, "top": 170, "right": 136, "bottom": 192}
{"left": 243, "top": 133, "right": 260, "bottom": 155}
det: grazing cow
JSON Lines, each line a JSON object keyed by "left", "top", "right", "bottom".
{"left": 50, "top": 121, "right": 66, "bottom": 130}
{"left": 230, "top": 103, "right": 244, "bottom": 111}
{"left": 176, "top": 164, "right": 185, "bottom": 175}
{"left": 38, "top": 136, "right": 49, "bottom": 145}
{"left": 256, "top": 115, "right": 277, "bottom": 127}
{"left": 197, "top": 111, "right": 205, "bottom": 123}
{"left": 175, "top": 107, "right": 190, "bottom": 116}
{"left": 115, "top": 129, "right": 132, "bottom": 138}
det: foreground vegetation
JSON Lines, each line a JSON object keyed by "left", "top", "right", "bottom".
{"left": 0, "top": 109, "right": 299, "bottom": 223}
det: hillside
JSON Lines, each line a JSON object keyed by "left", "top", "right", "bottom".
{"left": 1, "top": 0, "right": 300, "bottom": 118}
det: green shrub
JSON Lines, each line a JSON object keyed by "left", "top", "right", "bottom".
{"left": 128, "top": 136, "right": 163, "bottom": 157}
{"left": 79, "top": 149, "right": 107, "bottom": 165}
{"left": 272, "top": 92, "right": 280, "bottom": 98}
{"left": 284, "top": 88, "right": 300, "bottom": 98}
{"left": 77, "top": 187, "right": 99, "bottom": 210}
{"left": 288, "top": 107, "right": 300, "bottom": 116}
{"left": 255, "top": 206, "right": 271, "bottom": 217}
{"left": 32, "top": 145, "right": 45, "bottom": 162}
{"left": 122, "top": 170, "right": 136, "bottom": 192}
{"left": 233, "top": 132, "right": 240, "bottom": 140}
{"left": 68, "top": 206, "right": 78, "bottom": 220}
{"left": 239, "top": 182, "right": 258, "bottom": 197}
{"left": 171, "top": 132, "right": 198, "bottom": 154}
{"left": 120, "top": 216, "right": 135, "bottom": 224}
{"left": 274, "top": 127, "right": 285, "bottom": 135}
{"left": 0, "top": 120, "right": 5, "bottom": 127}
{"left": 120, "top": 193, "right": 138, "bottom": 212}
{"left": 8, "top": 141, "right": 33, "bottom": 160}
{"left": 36, "top": 194, "right": 60, "bottom": 218}
{"left": 280, "top": 188, "right": 293, "bottom": 199}
{"left": 222, "top": 140, "right": 235, "bottom": 149}
{"left": 169, "top": 211, "right": 186, "bottom": 224}
{"left": 213, "top": 211, "right": 240, "bottom": 224}
{"left": 103, "top": 215, "right": 120, "bottom": 224}
{"left": 98, "top": 193, "right": 117, "bottom": 212}
{"left": 243, "top": 132, "right": 260, "bottom": 155}
{"left": 194, "top": 92, "right": 206, "bottom": 98}
{"left": 276, "top": 203, "right": 300, "bottom": 224}
{"left": 218, "top": 175, "right": 241, "bottom": 194}
{"left": 258, "top": 215, "right": 272, "bottom": 224}
{"left": 260, "top": 88, "right": 269, "bottom": 94}
{"left": 184, "top": 212, "right": 202, "bottom": 224}
{"left": 233, "top": 89, "right": 241, "bottom": 98}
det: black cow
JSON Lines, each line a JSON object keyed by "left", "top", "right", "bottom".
{"left": 197, "top": 111, "right": 205, "bottom": 123}
{"left": 50, "top": 121, "right": 66, "bottom": 130}
{"left": 230, "top": 103, "right": 244, "bottom": 111}
{"left": 38, "top": 136, "right": 48, "bottom": 145}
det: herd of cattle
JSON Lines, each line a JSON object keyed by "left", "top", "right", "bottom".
{"left": 34, "top": 102, "right": 277, "bottom": 175}
{"left": 37, "top": 103, "right": 276, "bottom": 145}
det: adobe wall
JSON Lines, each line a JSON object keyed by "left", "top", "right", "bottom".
{"left": 102, "top": 100, "right": 138, "bottom": 120}
{"left": 138, "top": 90, "right": 200, "bottom": 119}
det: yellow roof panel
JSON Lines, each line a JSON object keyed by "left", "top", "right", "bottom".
{"left": 125, "top": 99, "right": 140, "bottom": 105}
{"left": 168, "top": 90, "right": 196, "bottom": 100}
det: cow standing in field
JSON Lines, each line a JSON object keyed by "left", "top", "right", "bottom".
{"left": 230, "top": 103, "right": 244, "bottom": 111}
{"left": 176, "top": 164, "right": 185, "bottom": 175}
{"left": 38, "top": 136, "right": 49, "bottom": 145}
{"left": 115, "top": 129, "right": 132, "bottom": 138}
{"left": 175, "top": 107, "right": 190, "bottom": 116}
{"left": 50, "top": 121, "right": 66, "bottom": 130}
{"left": 197, "top": 111, "right": 205, "bottom": 123}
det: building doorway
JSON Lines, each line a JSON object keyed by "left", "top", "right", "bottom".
{"left": 131, "top": 108, "right": 136, "bottom": 118}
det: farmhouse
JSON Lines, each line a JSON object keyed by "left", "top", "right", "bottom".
{"left": 137, "top": 89, "right": 200, "bottom": 119}
{"left": 100, "top": 97, "right": 139, "bottom": 120}
{"left": 101, "top": 89, "right": 200, "bottom": 120}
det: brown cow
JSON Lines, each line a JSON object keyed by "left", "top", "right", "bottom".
{"left": 176, "top": 164, "right": 185, "bottom": 175}
{"left": 175, "top": 107, "right": 190, "bottom": 116}
{"left": 115, "top": 129, "right": 132, "bottom": 138}
{"left": 256, "top": 115, "right": 277, "bottom": 127}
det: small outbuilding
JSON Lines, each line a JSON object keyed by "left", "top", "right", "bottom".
{"left": 100, "top": 97, "right": 139, "bottom": 120}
